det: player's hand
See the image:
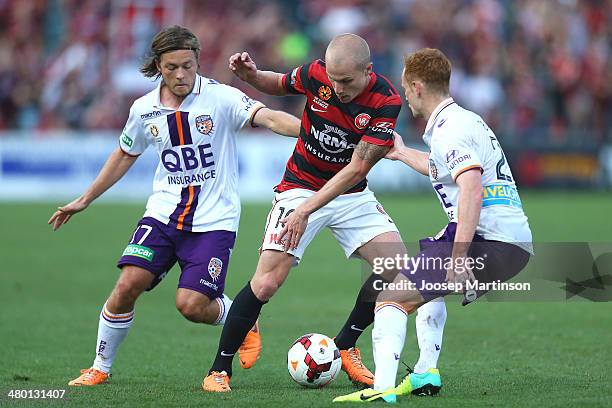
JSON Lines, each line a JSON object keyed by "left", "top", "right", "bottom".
{"left": 277, "top": 207, "right": 309, "bottom": 252}
{"left": 385, "top": 131, "right": 406, "bottom": 161}
{"left": 228, "top": 52, "right": 258, "bottom": 82}
{"left": 48, "top": 197, "right": 89, "bottom": 231}
{"left": 445, "top": 256, "right": 476, "bottom": 289}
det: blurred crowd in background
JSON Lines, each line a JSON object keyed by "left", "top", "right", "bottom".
{"left": 0, "top": 0, "right": 609, "bottom": 147}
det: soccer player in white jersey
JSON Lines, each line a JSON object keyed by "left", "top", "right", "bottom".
{"left": 334, "top": 48, "right": 533, "bottom": 403}
{"left": 47, "top": 26, "right": 301, "bottom": 388}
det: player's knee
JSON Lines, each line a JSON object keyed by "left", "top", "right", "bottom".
{"left": 251, "top": 259, "right": 289, "bottom": 301}
{"left": 251, "top": 274, "right": 281, "bottom": 301}
{"left": 111, "top": 280, "right": 143, "bottom": 307}
{"left": 176, "top": 298, "right": 206, "bottom": 323}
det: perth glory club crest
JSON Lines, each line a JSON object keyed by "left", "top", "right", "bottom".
{"left": 429, "top": 159, "right": 439, "bottom": 179}
{"left": 196, "top": 115, "right": 214, "bottom": 135}
{"left": 208, "top": 257, "right": 223, "bottom": 281}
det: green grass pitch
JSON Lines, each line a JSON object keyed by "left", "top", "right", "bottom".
{"left": 1, "top": 191, "right": 611, "bottom": 407}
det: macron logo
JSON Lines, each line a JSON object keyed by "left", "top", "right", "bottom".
{"left": 140, "top": 111, "right": 161, "bottom": 120}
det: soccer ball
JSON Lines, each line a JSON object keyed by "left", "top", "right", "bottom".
{"left": 287, "top": 333, "right": 342, "bottom": 388}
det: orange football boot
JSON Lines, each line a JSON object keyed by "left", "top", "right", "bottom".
{"left": 68, "top": 368, "right": 109, "bottom": 386}
{"left": 340, "top": 347, "right": 374, "bottom": 387}
{"left": 238, "top": 320, "right": 261, "bottom": 369}
{"left": 202, "top": 371, "right": 231, "bottom": 392}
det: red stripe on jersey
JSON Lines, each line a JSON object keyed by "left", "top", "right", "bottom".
{"left": 361, "top": 135, "right": 394, "bottom": 147}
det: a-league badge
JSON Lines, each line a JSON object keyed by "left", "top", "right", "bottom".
{"left": 208, "top": 257, "right": 223, "bottom": 281}
{"left": 318, "top": 85, "right": 332, "bottom": 101}
{"left": 196, "top": 115, "right": 214, "bottom": 135}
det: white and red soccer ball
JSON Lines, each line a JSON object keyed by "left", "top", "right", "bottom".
{"left": 287, "top": 333, "right": 342, "bottom": 388}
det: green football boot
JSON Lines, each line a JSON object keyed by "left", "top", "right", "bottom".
{"left": 333, "top": 388, "right": 397, "bottom": 404}
{"left": 394, "top": 367, "right": 441, "bottom": 396}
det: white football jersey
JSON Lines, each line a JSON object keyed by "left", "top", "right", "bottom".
{"left": 119, "top": 74, "right": 264, "bottom": 232}
{"left": 423, "top": 98, "right": 533, "bottom": 253}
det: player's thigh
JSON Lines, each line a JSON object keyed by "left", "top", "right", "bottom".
{"left": 251, "top": 249, "right": 296, "bottom": 301}
{"left": 116, "top": 217, "right": 178, "bottom": 293}
{"left": 261, "top": 189, "right": 329, "bottom": 263}
{"left": 356, "top": 231, "right": 407, "bottom": 281}
{"left": 174, "top": 230, "right": 237, "bottom": 300}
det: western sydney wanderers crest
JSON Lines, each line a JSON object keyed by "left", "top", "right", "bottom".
{"left": 195, "top": 114, "right": 214, "bottom": 135}
{"left": 318, "top": 85, "right": 332, "bottom": 101}
{"left": 429, "top": 159, "right": 439, "bottom": 180}
{"left": 354, "top": 113, "right": 371, "bottom": 129}
{"left": 208, "top": 257, "right": 223, "bottom": 281}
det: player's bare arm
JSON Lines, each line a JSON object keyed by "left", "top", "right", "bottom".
{"left": 48, "top": 148, "right": 138, "bottom": 231}
{"left": 385, "top": 131, "right": 429, "bottom": 175}
{"left": 251, "top": 107, "right": 300, "bottom": 138}
{"left": 278, "top": 140, "right": 390, "bottom": 251}
{"left": 229, "top": 52, "right": 285, "bottom": 96}
{"left": 445, "top": 168, "right": 482, "bottom": 285}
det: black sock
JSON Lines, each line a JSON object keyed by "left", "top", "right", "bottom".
{"left": 209, "top": 282, "right": 265, "bottom": 377}
{"left": 334, "top": 273, "right": 386, "bottom": 350}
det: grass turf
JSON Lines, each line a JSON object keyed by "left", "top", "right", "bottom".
{"left": 1, "top": 191, "right": 611, "bottom": 407}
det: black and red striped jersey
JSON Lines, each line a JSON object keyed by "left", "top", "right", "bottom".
{"left": 278, "top": 59, "right": 401, "bottom": 193}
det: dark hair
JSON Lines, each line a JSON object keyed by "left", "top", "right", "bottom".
{"left": 403, "top": 48, "right": 451, "bottom": 95}
{"left": 140, "top": 25, "right": 201, "bottom": 78}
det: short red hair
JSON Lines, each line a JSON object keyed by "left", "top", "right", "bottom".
{"left": 403, "top": 48, "right": 451, "bottom": 94}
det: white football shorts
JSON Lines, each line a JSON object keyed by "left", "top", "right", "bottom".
{"left": 260, "top": 187, "right": 399, "bottom": 264}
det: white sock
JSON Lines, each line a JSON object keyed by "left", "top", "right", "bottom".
{"left": 372, "top": 302, "right": 407, "bottom": 391}
{"left": 213, "top": 295, "right": 233, "bottom": 326}
{"left": 413, "top": 298, "right": 446, "bottom": 373}
{"left": 92, "top": 302, "right": 134, "bottom": 373}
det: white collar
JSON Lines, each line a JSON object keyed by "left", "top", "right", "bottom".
{"left": 153, "top": 74, "right": 204, "bottom": 109}
{"left": 424, "top": 97, "right": 455, "bottom": 134}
